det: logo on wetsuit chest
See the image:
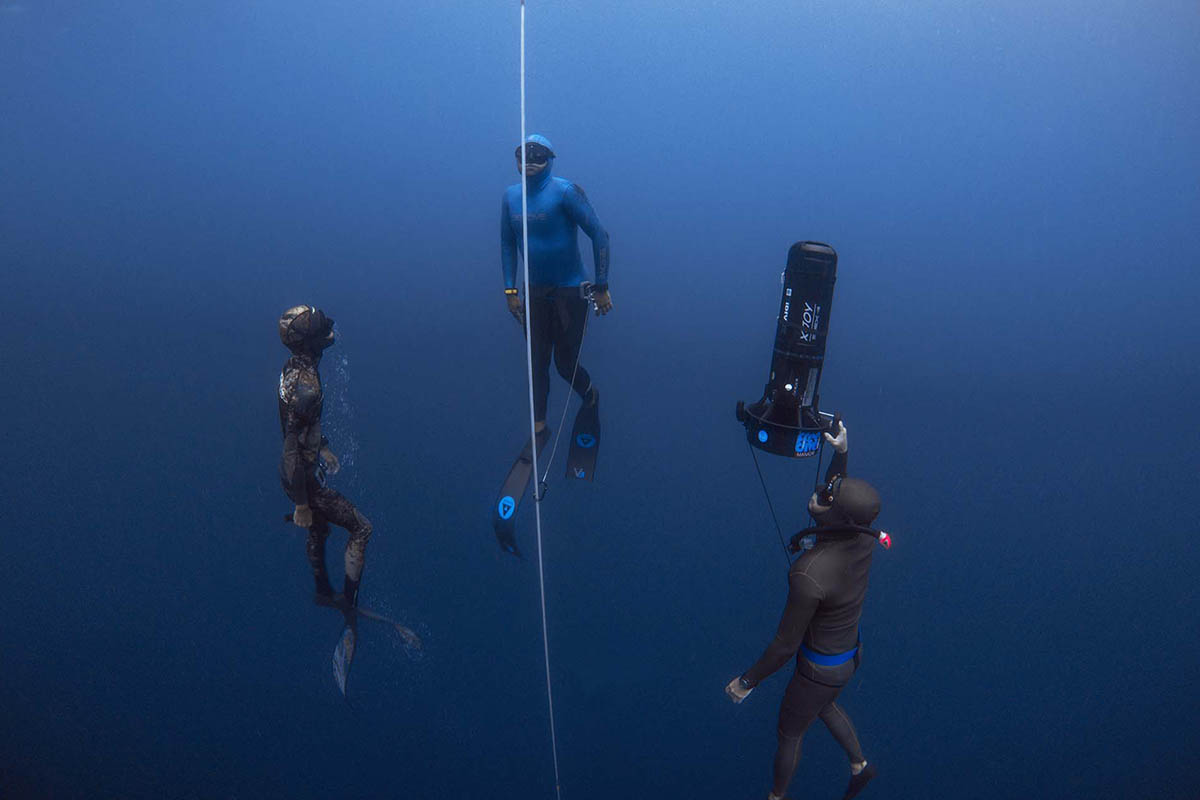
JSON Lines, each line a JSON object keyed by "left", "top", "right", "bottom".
{"left": 498, "top": 495, "right": 516, "bottom": 520}
{"left": 575, "top": 433, "right": 596, "bottom": 448}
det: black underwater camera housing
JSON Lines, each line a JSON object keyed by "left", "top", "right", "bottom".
{"left": 736, "top": 241, "right": 838, "bottom": 458}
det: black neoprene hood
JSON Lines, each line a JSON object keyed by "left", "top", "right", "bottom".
{"left": 832, "top": 477, "right": 881, "bottom": 526}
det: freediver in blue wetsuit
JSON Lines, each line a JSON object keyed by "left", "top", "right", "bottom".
{"left": 500, "top": 135, "right": 612, "bottom": 432}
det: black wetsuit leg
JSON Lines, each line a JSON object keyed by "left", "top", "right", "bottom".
{"left": 819, "top": 700, "right": 866, "bottom": 765}
{"left": 551, "top": 295, "right": 591, "bottom": 398}
{"left": 529, "top": 294, "right": 555, "bottom": 422}
{"left": 530, "top": 292, "right": 591, "bottom": 420}
{"left": 772, "top": 670, "right": 865, "bottom": 796}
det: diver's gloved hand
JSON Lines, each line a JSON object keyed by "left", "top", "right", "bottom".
{"left": 593, "top": 288, "right": 613, "bottom": 316}
{"left": 292, "top": 504, "right": 313, "bottom": 529}
{"left": 320, "top": 447, "right": 340, "bottom": 475}
{"left": 506, "top": 292, "right": 525, "bottom": 325}
{"left": 725, "top": 676, "right": 754, "bottom": 704}
{"left": 824, "top": 420, "right": 848, "bottom": 453}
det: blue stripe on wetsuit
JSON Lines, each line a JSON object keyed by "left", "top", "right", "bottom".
{"left": 800, "top": 642, "right": 858, "bottom": 667}
{"left": 500, "top": 151, "right": 610, "bottom": 291}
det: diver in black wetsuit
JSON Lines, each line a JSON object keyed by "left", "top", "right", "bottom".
{"left": 277, "top": 306, "right": 372, "bottom": 620}
{"left": 726, "top": 421, "right": 881, "bottom": 800}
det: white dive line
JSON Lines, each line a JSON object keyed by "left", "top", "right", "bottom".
{"left": 519, "top": 2, "right": 564, "bottom": 798}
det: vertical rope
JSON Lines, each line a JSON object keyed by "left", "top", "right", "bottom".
{"left": 519, "top": 3, "right": 563, "bottom": 797}
{"left": 748, "top": 441, "right": 792, "bottom": 566}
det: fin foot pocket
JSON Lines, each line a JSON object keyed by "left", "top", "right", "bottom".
{"left": 842, "top": 763, "right": 877, "bottom": 800}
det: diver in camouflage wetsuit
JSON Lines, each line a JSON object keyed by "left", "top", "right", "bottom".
{"left": 277, "top": 305, "right": 372, "bottom": 615}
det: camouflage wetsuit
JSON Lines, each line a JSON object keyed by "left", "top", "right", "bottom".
{"left": 278, "top": 352, "right": 371, "bottom": 597}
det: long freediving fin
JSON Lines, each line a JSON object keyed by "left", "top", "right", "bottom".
{"left": 332, "top": 623, "right": 356, "bottom": 696}
{"left": 492, "top": 427, "right": 551, "bottom": 556}
{"left": 565, "top": 394, "right": 600, "bottom": 481}
{"left": 354, "top": 607, "right": 423, "bottom": 650}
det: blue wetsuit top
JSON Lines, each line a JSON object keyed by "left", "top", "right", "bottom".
{"left": 500, "top": 151, "right": 610, "bottom": 291}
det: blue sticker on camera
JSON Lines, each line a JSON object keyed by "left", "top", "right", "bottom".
{"left": 795, "top": 432, "right": 821, "bottom": 454}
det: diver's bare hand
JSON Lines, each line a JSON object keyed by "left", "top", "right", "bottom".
{"left": 823, "top": 420, "right": 848, "bottom": 453}
{"left": 593, "top": 289, "right": 613, "bottom": 316}
{"left": 292, "top": 504, "right": 313, "bottom": 529}
{"left": 725, "top": 676, "right": 753, "bottom": 704}
{"left": 506, "top": 293, "right": 525, "bottom": 325}
{"left": 320, "top": 447, "right": 340, "bottom": 475}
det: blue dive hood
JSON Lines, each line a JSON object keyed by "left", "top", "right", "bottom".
{"left": 523, "top": 133, "right": 555, "bottom": 191}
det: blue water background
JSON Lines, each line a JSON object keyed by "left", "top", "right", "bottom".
{"left": 2, "top": 1, "right": 1198, "bottom": 797}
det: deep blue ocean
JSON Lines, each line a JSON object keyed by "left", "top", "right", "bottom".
{"left": 2, "top": 1, "right": 1198, "bottom": 798}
